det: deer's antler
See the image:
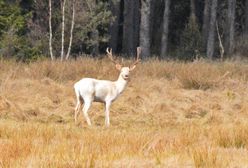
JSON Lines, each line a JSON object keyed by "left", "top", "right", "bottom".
{"left": 106, "top": 48, "right": 122, "bottom": 66}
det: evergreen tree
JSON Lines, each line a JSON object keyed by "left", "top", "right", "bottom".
{"left": 180, "top": 15, "right": 203, "bottom": 60}
{"left": 0, "top": 0, "right": 40, "bottom": 60}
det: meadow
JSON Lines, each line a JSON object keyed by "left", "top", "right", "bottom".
{"left": 0, "top": 58, "right": 248, "bottom": 167}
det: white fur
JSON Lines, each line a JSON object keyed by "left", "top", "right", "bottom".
{"left": 74, "top": 67, "right": 132, "bottom": 127}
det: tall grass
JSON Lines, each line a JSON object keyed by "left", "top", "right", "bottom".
{"left": 0, "top": 58, "right": 248, "bottom": 167}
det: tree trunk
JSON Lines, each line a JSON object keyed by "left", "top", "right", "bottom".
{"left": 190, "top": 0, "right": 196, "bottom": 20}
{"left": 49, "top": 0, "right": 54, "bottom": 60}
{"left": 216, "top": 22, "right": 224, "bottom": 61}
{"left": 202, "top": 0, "right": 210, "bottom": 48}
{"left": 109, "top": 0, "right": 121, "bottom": 53}
{"left": 91, "top": 30, "right": 99, "bottom": 56}
{"left": 160, "top": 0, "right": 170, "bottom": 58}
{"left": 133, "top": 0, "right": 140, "bottom": 55}
{"left": 207, "top": 0, "right": 218, "bottom": 59}
{"left": 66, "top": 0, "right": 75, "bottom": 60}
{"left": 60, "top": 0, "right": 66, "bottom": 61}
{"left": 245, "top": 0, "right": 248, "bottom": 34}
{"left": 225, "top": 0, "right": 236, "bottom": 55}
{"left": 140, "top": 0, "right": 152, "bottom": 59}
{"left": 122, "top": 0, "right": 134, "bottom": 55}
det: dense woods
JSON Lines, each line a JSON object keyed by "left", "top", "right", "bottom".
{"left": 0, "top": 0, "right": 247, "bottom": 60}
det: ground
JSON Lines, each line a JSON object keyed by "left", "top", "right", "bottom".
{"left": 0, "top": 58, "right": 248, "bottom": 167}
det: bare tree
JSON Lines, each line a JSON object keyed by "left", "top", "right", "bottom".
{"left": 160, "top": 0, "right": 170, "bottom": 58}
{"left": 66, "top": 0, "right": 75, "bottom": 60}
{"left": 109, "top": 0, "right": 121, "bottom": 53}
{"left": 216, "top": 22, "right": 224, "bottom": 61}
{"left": 121, "top": 0, "right": 140, "bottom": 56}
{"left": 122, "top": 0, "right": 134, "bottom": 55}
{"left": 60, "top": 0, "right": 66, "bottom": 61}
{"left": 140, "top": 0, "right": 152, "bottom": 59}
{"left": 190, "top": 0, "right": 196, "bottom": 20}
{"left": 202, "top": 0, "right": 210, "bottom": 47}
{"left": 85, "top": 0, "right": 99, "bottom": 56}
{"left": 49, "top": 0, "right": 54, "bottom": 60}
{"left": 207, "top": 0, "right": 218, "bottom": 59}
{"left": 133, "top": 0, "right": 140, "bottom": 55}
{"left": 91, "top": 29, "right": 99, "bottom": 56}
{"left": 225, "top": 0, "right": 236, "bottom": 55}
{"left": 245, "top": 0, "right": 248, "bottom": 34}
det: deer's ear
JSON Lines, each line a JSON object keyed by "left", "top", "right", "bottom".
{"left": 115, "top": 64, "right": 122, "bottom": 71}
{"left": 129, "top": 65, "right": 136, "bottom": 71}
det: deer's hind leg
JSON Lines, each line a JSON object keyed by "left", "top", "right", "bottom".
{"left": 74, "top": 92, "right": 83, "bottom": 123}
{"left": 82, "top": 98, "right": 92, "bottom": 126}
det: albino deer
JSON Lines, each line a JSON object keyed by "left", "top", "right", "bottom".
{"left": 74, "top": 47, "right": 141, "bottom": 127}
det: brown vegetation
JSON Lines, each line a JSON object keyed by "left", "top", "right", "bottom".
{"left": 0, "top": 58, "right": 248, "bottom": 167}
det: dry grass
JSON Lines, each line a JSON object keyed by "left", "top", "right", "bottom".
{"left": 1, "top": 58, "right": 248, "bottom": 167}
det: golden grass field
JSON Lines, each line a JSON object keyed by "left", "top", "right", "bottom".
{"left": 0, "top": 58, "right": 248, "bottom": 167}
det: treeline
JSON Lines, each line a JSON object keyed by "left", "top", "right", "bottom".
{"left": 0, "top": 0, "right": 247, "bottom": 61}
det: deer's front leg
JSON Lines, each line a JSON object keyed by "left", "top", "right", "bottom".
{"left": 105, "top": 101, "right": 111, "bottom": 127}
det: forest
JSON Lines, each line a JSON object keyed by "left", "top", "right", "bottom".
{"left": 2, "top": 0, "right": 248, "bottom": 167}
{"left": 0, "top": 0, "right": 247, "bottom": 61}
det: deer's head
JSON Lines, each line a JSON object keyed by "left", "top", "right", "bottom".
{"left": 106, "top": 47, "right": 141, "bottom": 80}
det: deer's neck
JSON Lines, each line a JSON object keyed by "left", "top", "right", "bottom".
{"left": 115, "top": 75, "right": 128, "bottom": 94}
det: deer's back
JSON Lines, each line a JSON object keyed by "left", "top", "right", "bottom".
{"left": 74, "top": 78, "right": 116, "bottom": 102}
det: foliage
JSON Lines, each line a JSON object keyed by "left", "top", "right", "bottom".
{"left": 74, "top": 1, "right": 113, "bottom": 54}
{"left": 0, "top": 1, "right": 25, "bottom": 36}
{"left": 0, "top": 0, "right": 41, "bottom": 60}
{"left": 179, "top": 15, "right": 203, "bottom": 60}
{"left": 0, "top": 0, "right": 113, "bottom": 60}
{"left": 0, "top": 0, "right": 247, "bottom": 60}
{"left": 235, "top": 34, "right": 248, "bottom": 57}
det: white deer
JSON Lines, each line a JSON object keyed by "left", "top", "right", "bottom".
{"left": 74, "top": 47, "right": 141, "bottom": 127}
